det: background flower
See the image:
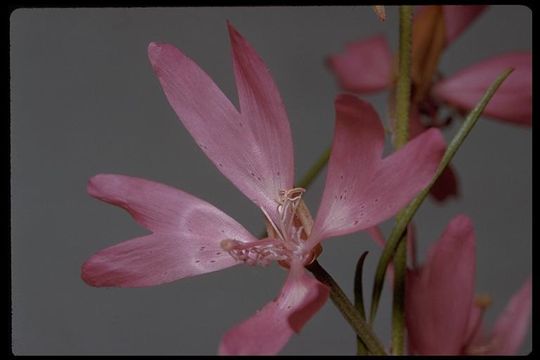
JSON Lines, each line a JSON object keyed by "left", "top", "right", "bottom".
{"left": 406, "top": 215, "right": 532, "bottom": 355}
{"left": 327, "top": 5, "right": 531, "bottom": 203}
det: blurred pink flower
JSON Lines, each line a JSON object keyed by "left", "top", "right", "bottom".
{"left": 328, "top": 5, "right": 531, "bottom": 202}
{"left": 82, "top": 23, "right": 446, "bottom": 355}
{"left": 441, "top": 5, "right": 487, "bottom": 45}
{"left": 433, "top": 52, "right": 532, "bottom": 126}
{"left": 327, "top": 34, "right": 393, "bottom": 94}
{"left": 328, "top": 6, "right": 489, "bottom": 96}
{"left": 405, "top": 215, "right": 532, "bottom": 355}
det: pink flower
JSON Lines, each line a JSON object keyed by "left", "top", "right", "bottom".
{"left": 326, "top": 34, "right": 393, "bottom": 94}
{"left": 433, "top": 52, "right": 532, "bottom": 126}
{"left": 405, "top": 215, "right": 532, "bottom": 355}
{"left": 328, "top": 5, "right": 531, "bottom": 202}
{"left": 82, "top": 23, "right": 446, "bottom": 355}
{"left": 438, "top": 5, "right": 488, "bottom": 46}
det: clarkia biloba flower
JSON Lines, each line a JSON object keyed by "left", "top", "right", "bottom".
{"left": 405, "top": 215, "right": 532, "bottom": 355}
{"left": 82, "top": 22, "right": 446, "bottom": 355}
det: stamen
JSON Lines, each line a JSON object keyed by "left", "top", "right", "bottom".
{"left": 277, "top": 188, "right": 305, "bottom": 234}
{"left": 220, "top": 238, "right": 288, "bottom": 266}
{"left": 222, "top": 187, "right": 322, "bottom": 268}
{"left": 474, "top": 294, "right": 492, "bottom": 309}
{"left": 260, "top": 206, "right": 286, "bottom": 242}
{"left": 463, "top": 294, "right": 494, "bottom": 355}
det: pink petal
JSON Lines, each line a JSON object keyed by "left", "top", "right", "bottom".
{"left": 148, "top": 23, "right": 294, "bottom": 223}
{"left": 486, "top": 276, "right": 532, "bottom": 355}
{"left": 433, "top": 52, "right": 532, "bottom": 126}
{"left": 406, "top": 215, "right": 476, "bottom": 355}
{"left": 310, "top": 95, "right": 445, "bottom": 244}
{"left": 407, "top": 222, "right": 418, "bottom": 269}
{"left": 327, "top": 35, "right": 393, "bottom": 93}
{"left": 218, "top": 263, "right": 329, "bottom": 355}
{"left": 367, "top": 223, "right": 417, "bottom": 286}
{"left": 464, "top": 303, "right": 485, "bottom": 348}
{"left": 429, "top": 165, "right": 459, "bottom": 203}
{"left": 82, "top": 174, "right": 256, "bottom": 287}
{"left": 407, "top": 105, "right": 427, "bottom": 138}
{"left": 442, "top": 6, "right": 488, "bottom": 46}
{"left": 83, "top": 233, "right": 237, "bottom": 288}
{"left": 366, "top": 226, "right": 386, "bottom": 248}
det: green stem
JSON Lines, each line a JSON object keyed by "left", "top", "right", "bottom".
{"left": 393, "top": 5, "right": 413, "bottom": 150}
{"left": 369, "top": 68, "right": 514, "bottom": 326}
{"left": 391, "top": 232, "right": 407, "bottom": 354}
{"left": 295, "top": 146, "right": 331, "bottom": 189}
{"left": 390, "top": 6, "right": 413, "bottom": 355}
{"left": 306, "top": 260, "right": 387, "bottom": 355}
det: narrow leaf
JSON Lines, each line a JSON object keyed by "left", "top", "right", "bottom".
{"left": 354, "top": 251, "right": 369, "bottom": 320}
{"left": 306, "top": 261, "right": 387, "bottom": 355}
{"left": 354, "top": 251, "right": 370, "bottom": 355}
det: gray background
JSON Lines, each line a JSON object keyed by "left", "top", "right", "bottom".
{"left": 11, "top": 6, "right": 532, "bottom": 355}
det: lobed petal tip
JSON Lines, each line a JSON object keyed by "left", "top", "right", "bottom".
{"left": 328, "top": 35, "right": 393, "bottom": 94}
{"left": 422, "top": 127, "right": 447, "bottom": 153}
{"left": 80, "top": 258, "right": 101, "bottom": 287}
{"left": 87, "top": 174, "right": 104, "bottom": 197}
{"left": 446, "top": 214, "right": 475, "bottom": 244}
{"left": 226, "top": 20, "right": 241, "bottom": 42}
{"left": 86, "top": 174, "right": 117, "bottom": 199}
{"left": 147, "top": 42, "right": 165, "bottom": 65}
{"left": 147, "top": 41, "right": 159, "bottom": 52}
{"left": 147, "top": 42, "right": 180, "bottom": 69}
{"left": 450, "top": 214, "right": 473, "bottom": 228}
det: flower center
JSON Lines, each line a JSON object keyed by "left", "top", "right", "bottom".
{"left": 220, "top": 187, "right": 322, "bottom": 267}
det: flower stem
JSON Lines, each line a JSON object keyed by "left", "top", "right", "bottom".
{"left": 393, "top": 5, "right": 413, "bottom": 150}
{"left": 306, "top": 260, "right": 387, "bottom": 355}
{"left": 391, "top": 231, "right": 407, "bottom": 354}
{"left": 390, "top": 5, "right": 413, "bottom": 355}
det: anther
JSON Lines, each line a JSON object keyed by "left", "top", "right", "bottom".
{"left": 474, "top": 294, "right": 492, "bottom": 309}
{"left": 220, "top": 239, "right": 239, "bottom": 251}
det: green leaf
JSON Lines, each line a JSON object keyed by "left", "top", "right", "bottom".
{"left": 354, "top": 251, "right": 370, "bottom": 355}
{"left": 306, "top": 261, "right": 387, "bottom": 355}
{"left": 354, "top": 251, "right": 369, "bottom": 321}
